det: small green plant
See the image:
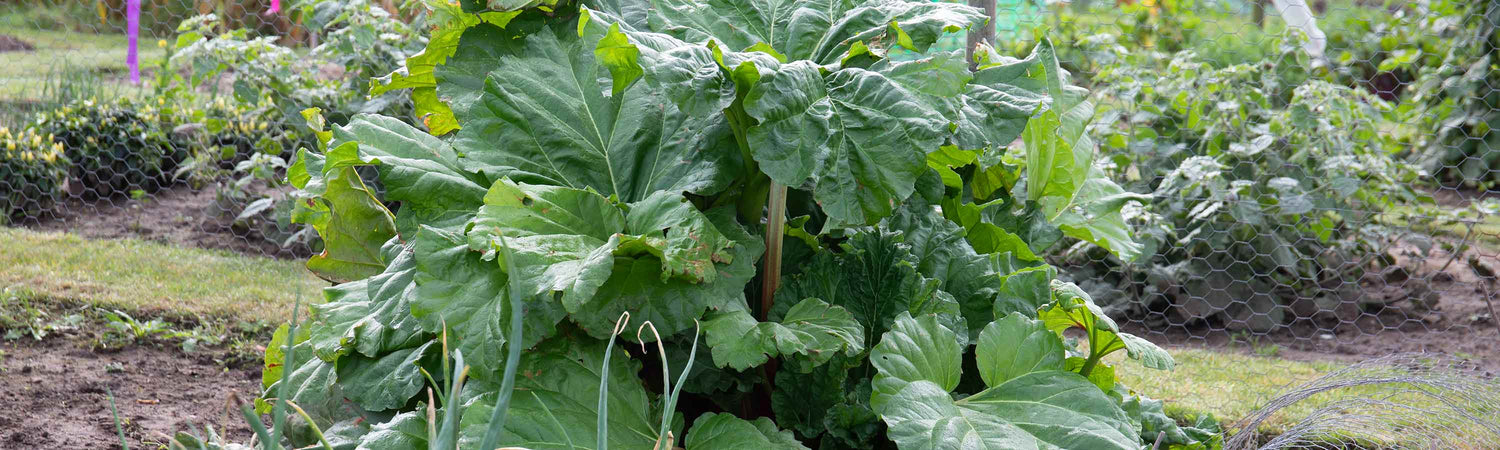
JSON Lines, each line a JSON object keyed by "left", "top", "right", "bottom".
{"left": 1230, "top": 331, "right": 1282, "bottom": 358}
{"left": 0, "top": 286, "right": 83, "bottom": 340}
{"left": 100, "top": 308, "right": 174, "bottom": 341}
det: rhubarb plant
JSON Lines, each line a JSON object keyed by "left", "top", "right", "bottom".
{"left": 271, "top": 0, "right": 1195, "bottom": 447}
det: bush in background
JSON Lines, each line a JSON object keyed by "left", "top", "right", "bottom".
{"left": 0, "top": 126, "right": 69, "bottom": 221}
{"left": 1065, "top": 41, "right": 1427, "bottom": 330}
{"left": 1403, "top": 0, "right": 1500, "bottom": 188}
{"left": 38, "top": 98, "right": 179, "bottom": 198}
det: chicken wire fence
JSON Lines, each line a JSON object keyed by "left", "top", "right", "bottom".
{"left": 1, "top": 0, "right": 1499, "bottom": 438}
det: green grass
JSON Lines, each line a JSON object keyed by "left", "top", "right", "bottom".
{"left": 1380, "top": 202, "right": 1500, "bottom": 249}
{"left": 0, "top": 227, "right": 325, "bottom": 323}
{"left": 0, "top": 26, "right": 168, "bottom": 104}
{"left": 1114, "top": 347, "right": 1343, "bottom": 436}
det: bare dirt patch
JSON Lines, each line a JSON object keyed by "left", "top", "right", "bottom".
{"left": 24, "top": 184, "right": 310, "bottom": 259}
{"left": 1125, "top": 239, "right": 1500, "bottom": 374}
{"left": 0, "top": 34, "right": 33, "bottom": 53}
{"left": 0, "top": 337, "right": 260, "bottom": 449}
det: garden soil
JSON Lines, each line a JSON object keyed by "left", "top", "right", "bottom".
{"left": 27, "top": 184, "right": 310, "bottom": 259}
{"left": 0, "top": 35, "right": 33, "bottom": 53}
{"left": 1127, "top": 239, "right": 1500, "bottom": 374}
{"left": 0, "top": 337, "right": 258, "bottom": 449}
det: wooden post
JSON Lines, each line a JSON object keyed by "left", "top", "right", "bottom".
{"left": 966, "top": 0, "right": 997, "bottom": 70}
{"left": 1253, "top": 0, "right": 1266, "bottom": 28}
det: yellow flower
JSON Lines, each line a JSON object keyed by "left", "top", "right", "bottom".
{"left": 22, "top": 151, "right": 33, "bottom": 161}
{"left": 44, "top": 152, "right": 57, "bottom": 163}
{"left": 157, "top": 39, "right": 167, "bottom": 48}
{"left": 5, "top": 141, "right": 14, "bottom": 151}
{"left": 53, "top": 142, "right": 63, "bottom": 153}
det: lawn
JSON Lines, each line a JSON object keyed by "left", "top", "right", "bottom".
{"left": 0, "top": 26, "right": 167, "bottom": 108}
{"left": 0, "top": 227, "right": 325, "bottom": 323}
{"left": 1113, "top": 347, "right": 1343, "bottom": 436}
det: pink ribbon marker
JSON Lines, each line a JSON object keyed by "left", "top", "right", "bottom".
{"left": 127, "top": 0, "right": 140, "bottom": 84}
{"left": 269, "top": 0, "right": 281, "bottom": 14}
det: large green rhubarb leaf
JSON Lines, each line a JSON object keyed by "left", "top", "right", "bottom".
{"left": 744, "top": 61, "right": 948, "bottom": 226}
{"left": 410, "top": 225, "right": 567, "bottom": 378}
{"left": 334, "top": 340, "right": 434, "bottom": 411}
{"left": 465, "top": 179, "right": 758, "bottom": 341}
{"left": 975, "top": 312, "right": 1066, "bottom": 386}
{"left": 702, "top": 297, "right": 864, "bottom": 371}
{"left": 443, "top": 17, "right": 740, "bottom": 203}
{"left": 1002, "top": 39, "right": 1145, "bottom": 261}
{"left": 684, "top": 413, "right": 810, "bottom": 450}
{"left": 289, "top": 146, "right": 398, "bottom": 283}
{"left": 306, "top": 242, "right": 426, "bottom": 362}
{"left": 643, "top": 0, "right": 984, "bottom": 64}
{"left": 870, "top": 53, "right": 1042, "bottom": 152}
{"left": 870, "top": 313, "right": 1138, "bottom": 450}
{"left": 884, "top": 201, "right": 1005, "bottom": 340}
{"left": 328, "top": 115, "right": 490, "bottom": 226}
{"left": 457, "top": 335, "right": 665, "bottom": 449}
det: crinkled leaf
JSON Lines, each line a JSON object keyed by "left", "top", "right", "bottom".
{"left": 464, "top": 180, "right": 754, "bottom": 341}
{"left": 334, "top": 341, "right": 434, "bottom": 411}
{"left": 644, "top": 0, "right": 984, "bottom": 64}
{"left": 745, "top": 62, "right": 947, "bottom": 226}
{"left": 292, "top": 157, "right": 398, "bottom": 283}
{"left": 329, "top": 114, "right": 489, "bottom": 217}
{"left": 884, "top": 201, "right": 1004, "bottom": 340}
{"left": 684, "top": 413, "right": 810, "bottom": 450}
{"left": 457, "top": 335, "right": 665, "bottom": 449}
{"left": 992, "top": 265, "right": 1056, "bottom": 318}
{"left": 447, "top": 18, "right": 739, "bottom": 203}
{"left": 774, "top": 230, "right": 957, "bottom": 353}
{"left": 410, "top": 225, "right": 567, "bottom": 378}
{"left": 307, "top": 245, "right": 426, "bottom": 361}
{"left": 1052, "top": 169, "right": 1148, "bottom": 262}
{"left": 264, "top": 341, "right": 350, "bottom": 426}
{"left": 357, "top": 411, "right": 429, "bottom": 450}
{"left": 702, "top": 297, "right": 865, "bottom": 371}
{"left": 570, "top": 207, "right": 762, "bottom": 340}
{"left": 769, "top": 354, "right": 858, "bottom": 439}
{"left": 466, "top": 179, "right": 621, "bottom": 308}
{"left": 622, "top": 191, "right": 737, "bottom": 282}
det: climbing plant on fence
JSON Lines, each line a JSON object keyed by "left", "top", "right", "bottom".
{"left": 272, "top": 0, "right": 1216, "bottom": 447}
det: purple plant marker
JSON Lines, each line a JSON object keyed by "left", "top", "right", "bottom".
{"left": 127, "top": 0, "right": 140, "bottom": 85}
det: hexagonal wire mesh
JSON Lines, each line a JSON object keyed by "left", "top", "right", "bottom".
{"left": 975, "top": 0, "right": 1500, "bottom": 443}
{"left": 1, "top": 0, "right": 1498, "bottom": 445}
{"left": 0, "top": 0, "right": 420, "bottom": 259}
